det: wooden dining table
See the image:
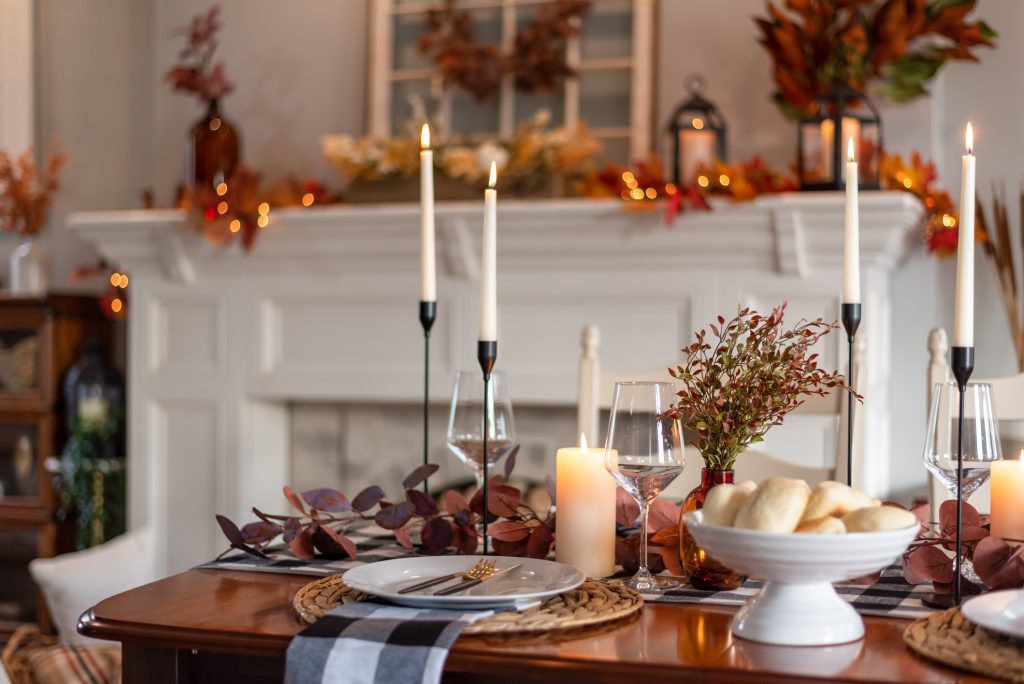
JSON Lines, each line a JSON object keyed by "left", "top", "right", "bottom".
{"left": 77, "top": 567, "right": 996, "bottom": 683}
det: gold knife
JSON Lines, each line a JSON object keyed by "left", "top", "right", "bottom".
{"left": 434, "top": 563, "right": 523, "bottom": 596}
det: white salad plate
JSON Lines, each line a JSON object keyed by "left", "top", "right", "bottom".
{"left": 963, "top": 589, "right": 1024, "bottom": 639}
{"left": 684, "top": 510, "right": 919, "bottom": 646}
{"left": 341, "top": 555, "right": 585, "bottom": 610}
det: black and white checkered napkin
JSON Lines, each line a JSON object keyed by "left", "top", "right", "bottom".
{"left": 285, "top": 601, "right": 491, "bottom": 684}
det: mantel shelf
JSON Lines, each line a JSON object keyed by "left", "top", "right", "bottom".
{"left": 68, "top": 192, "right": 923, "bottom": 284}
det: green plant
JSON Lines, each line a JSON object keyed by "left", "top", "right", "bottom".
{"left": 57, "top": 418, "right": 126, "bottom": 549}
{"left": 668, "top": 303, "right": 860, "bottom": 470}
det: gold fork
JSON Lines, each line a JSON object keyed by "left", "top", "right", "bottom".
{"left": 397, "top": 559, "right": 496, "bottom": 595}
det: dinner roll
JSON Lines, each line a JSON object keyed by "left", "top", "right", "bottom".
{"left": 795, "top": 516, "right": 846, "bottom": 534}
{"left": 733, "top": 477, "right": 811, "bottom": 532}
{"left": 701, "top": 480, "right": 757, "bottom": 527}
{"left": 842, "top": 505, "right": 917, "bottom": 532}
{"left": 800, "top": 481, "right": 879, "bottom": 522}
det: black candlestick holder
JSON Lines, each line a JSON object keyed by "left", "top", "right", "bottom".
{"left": 841, "top": 303, "right": 862, "bottom": 488}
{"left": 478, "top": 340, "right": 497, "bottom": 555}
{"left": 951, "top": 345, "right": 974, "bottom": 606}
{"left": 419, "top": 301, "right": 437, "bottom": 496}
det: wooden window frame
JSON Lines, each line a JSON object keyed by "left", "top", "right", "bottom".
{"left": 367, "top": 0, "right": 655, "bottom": 160}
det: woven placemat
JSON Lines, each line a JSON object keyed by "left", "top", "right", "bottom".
{"left": 903, "top": 606, "right": 1024, "bottom": 682}
{"left": 293, "top": 575, "right": 643, "bottom": 635}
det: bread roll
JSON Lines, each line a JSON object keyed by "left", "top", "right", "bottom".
{"left": 733, "top": 477, "right": 811, "bottom": 532}
{"left": 842, "top": 505, "right": 917, "bottom": 532}
{"left": 801, "top": 481, "right": 880, "bottom": 522}
{"left": 701, "top": 480, "right": 757, "bottom": 527}
{"left": 795, "top": 516, "right": 846, "bottom": 534}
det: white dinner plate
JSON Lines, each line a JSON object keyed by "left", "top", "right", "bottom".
{"left": 342, "top": 556, "right": 585, "bottom": 610}
{"left": 962, "top": 589, "right": 1024, "bottom": 639}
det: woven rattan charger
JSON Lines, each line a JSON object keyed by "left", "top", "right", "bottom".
{"left": 293, "top": 575, "right": 643, "bottom": 635}
{"left": 904, "top": 606, "right": 1024, "bottom": 683}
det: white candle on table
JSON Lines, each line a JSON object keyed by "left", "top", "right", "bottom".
{"left": 420, "top": 124, "right": 436, "bottom": 302}
{"left": 556, "top": 434, "right": 617, "bottom": 577}
{"left": 991, "top": 452, "right": 1024, "bottom": 540}
{"left": 954, "top": 123, "right": 976, "bottom": 348}
{"left": 843, "top": 137, "right": 860, "bottom": 303}
{"left": 479, "top": 161, "right": 497, "bottom": 341}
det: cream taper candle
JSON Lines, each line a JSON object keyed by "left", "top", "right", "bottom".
{"left": 479, "top": 161, "right": 497, "bottom": 341}
{"left": 556, "top": 434, "right": 617, "bottom": 577}
{"left": 991, "top": 453, "right": 1024, "bottom": 540}
{"left": 420, "top": 124, "right": 436, "bottom": 302}
{"left": 843, "top": 137, "right": 860, "bottom": 303}
{"left": 954, "top": 123, "right": 976, "bottom": 347}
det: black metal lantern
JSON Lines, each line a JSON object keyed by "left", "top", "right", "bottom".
{"left": 798, "top": 85, "right": 882, "bottom": 190}
{"left": 668, "top": 75, "right": 726, "bottom": 187}
{"left": 63, "top": 336, "right": 124, "bottom": 440}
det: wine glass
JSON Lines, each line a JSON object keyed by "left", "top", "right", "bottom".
{"left": 445, "top": 371, "right": 516, "bottom": 486}
{"left": 923, "top": 381, "right": 1001, "bottom": 581}
{"left": 605, "top": 381, "right": 684, "bottom": 593}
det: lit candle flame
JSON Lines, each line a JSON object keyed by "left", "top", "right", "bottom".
{"left": 847, "top": 137, "right": 855, "bottom": 162}
{"left": 580, "top": 433, "right": 588, "bottom": 452}
{"left": 966, "top": 122, "right": 973, "bottom": 155}
{"left": 421, "top": 123, "right": 430, "bottom": 150}
{"left": 488, "top": 161, "right": 497, "bottom": 188}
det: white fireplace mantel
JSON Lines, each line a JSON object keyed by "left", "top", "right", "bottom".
{"left": 69, "top": 192, "right": 922, "bottom": 574}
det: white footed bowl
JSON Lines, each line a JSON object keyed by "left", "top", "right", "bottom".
{"left": 684, "top": 510, "right": 918, "bottom": 646}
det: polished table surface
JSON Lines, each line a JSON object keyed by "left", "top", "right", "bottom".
{"left": 80, "top": 568, "right": 993, "bottom": 683}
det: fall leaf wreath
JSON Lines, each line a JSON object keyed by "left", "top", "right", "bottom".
{"left": 419, "top": 0, "right": 592, "bottom": 101}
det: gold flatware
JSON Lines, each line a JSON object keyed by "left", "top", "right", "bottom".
{"left": 397, "top": 558, "right": 496, "bottom": 595}
{"left": 434, "top": 563, "right": 522, "bottom": 596}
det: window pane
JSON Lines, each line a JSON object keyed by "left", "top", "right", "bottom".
{"left": 451, "top": 88, "right": 500, "bottom": 135}
{"left": 390, "top": 80, "right": 433, "bottom": 136}
{"left": 579, "top": 68, "right": 631, "bottom": 128}
{"left": 392, "top": 13, "right": 431, "bottom": 71}
{"left": 599, "top": 136, "right": 631, "bottom": 165}
{"left": 515, "top": 89, "right": 565, "bottom": 127}
{"left": 580, "top": 0, "right": 632, "bottom": 61}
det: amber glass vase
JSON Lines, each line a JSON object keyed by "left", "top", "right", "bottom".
{"left": 680, "top": 467, "right": 746, "bottom": 590}
{"left": 187, "top": 98, "right": 240, "bottom": 189}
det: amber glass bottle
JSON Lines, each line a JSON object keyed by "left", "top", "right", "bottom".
{"left": 187, "top": 98, "right": 240, "bottom": 189}
{"left": 680, "top": 467, "right": 746, "bottom": 590}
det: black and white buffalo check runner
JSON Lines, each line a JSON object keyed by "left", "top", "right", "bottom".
{"left": 285, "top": 601, "right": 491, "bottom": 684}
{"left": 204, "top": 523, "right": 935, "bottom": 620}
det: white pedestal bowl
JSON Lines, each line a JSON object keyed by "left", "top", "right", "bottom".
{"left": 684, "top": 510, "right": 918, "bottom": 646}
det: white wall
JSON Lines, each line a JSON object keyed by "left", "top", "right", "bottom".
{"left": 7, "top": 0, "right": 1021, "bottom": 499}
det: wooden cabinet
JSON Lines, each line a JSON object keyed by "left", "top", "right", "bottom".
{"left": 0, "top": 294, "right": 113, "bottom": 637}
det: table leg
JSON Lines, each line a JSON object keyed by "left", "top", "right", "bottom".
{"left": 122, "top": 643, "right": 178, "bottom": 684}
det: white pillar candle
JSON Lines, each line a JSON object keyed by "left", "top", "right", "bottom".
{"left": 954, "top": 123, "right": 976, "bottom": 348}
{"left": 556, "top": 434, "right": 617, "bottom": 577}
{"left": 843, "top": 137, "right": 860, "bottom": 304}
{"left": 419, "top": 124, "right": 436, "bottom": 302}
{"left": 479, "top": 161, "right": 498, "bottom": 341}
{"left": 679, "top": 128, "right": 715, "bottom": 184}
{"left": 991, "top": 453, "right": 1024, "bottom": 540}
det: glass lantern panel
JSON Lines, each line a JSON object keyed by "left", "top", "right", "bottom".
{"left": 678, "top": 125, "right": 718, "bottom": 185}
{"left": 858, "top": 122, "right": 881, "bottom": 184}
{"left": 801, "top": 119, "right": 836, "bottom": 185}
{"left": 0, "top": 422, "right": 39, "bottom": 499}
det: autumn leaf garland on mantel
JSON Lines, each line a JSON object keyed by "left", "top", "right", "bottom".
{"left": 756, "top": 0, "right": 996, "bottom": 117}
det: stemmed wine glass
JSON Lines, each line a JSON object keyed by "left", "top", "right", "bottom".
{"left": 446, "top": 371, "right": 516, "bottom": 486}
{"left": 923, "top": 381, "right": 1001, "bottom": 580}
{"left": 605, "top": 381, "right": 684, "bottom": 593}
